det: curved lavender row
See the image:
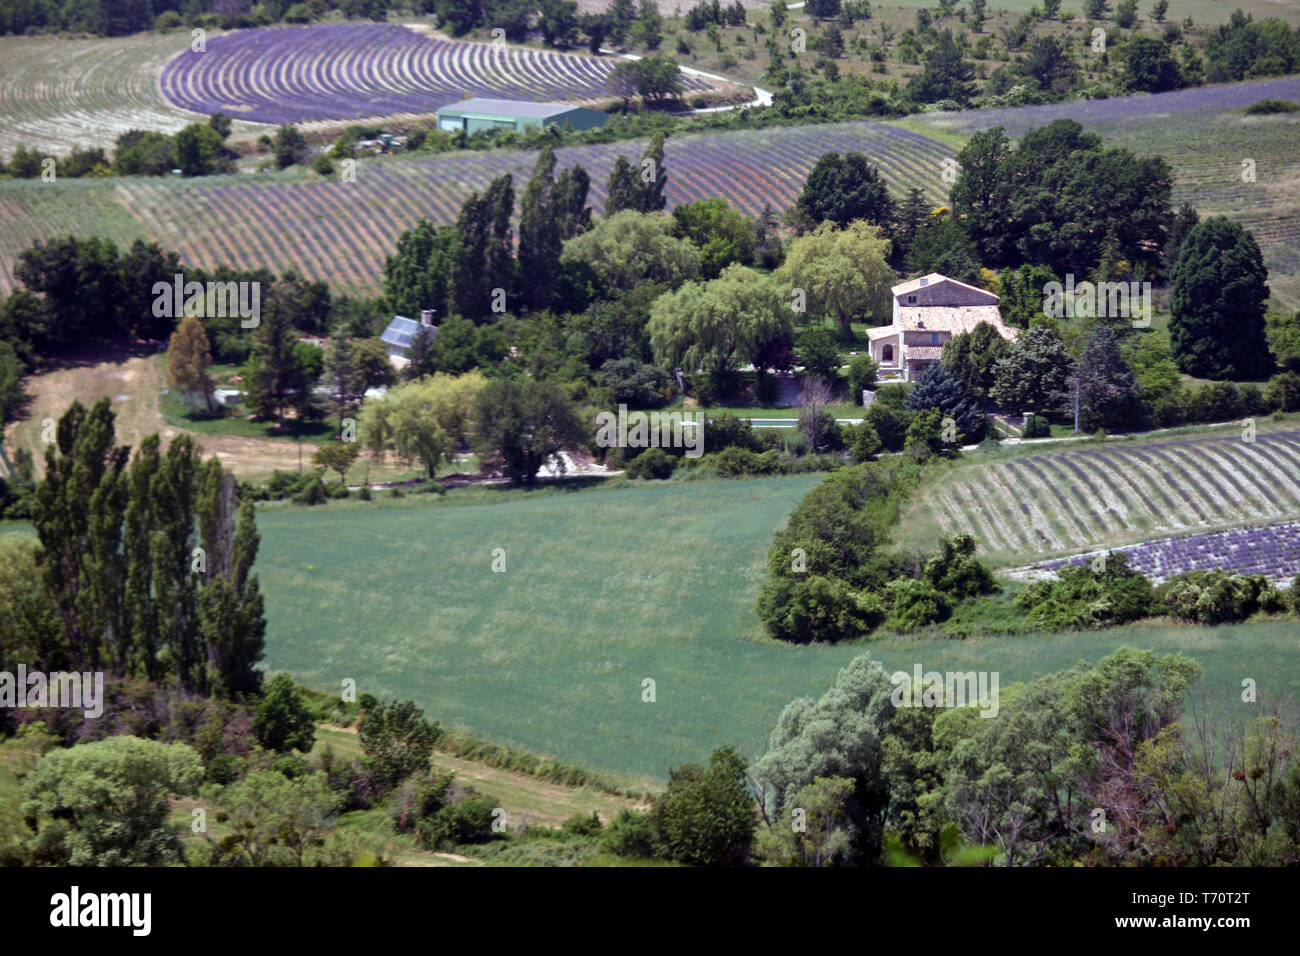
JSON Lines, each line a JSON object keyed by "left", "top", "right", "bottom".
{"left": 1036, "top": 520, "right": 1300, "bottom": 583}
{"left": 161, "top": 24, "right": 713, "bottom": 124}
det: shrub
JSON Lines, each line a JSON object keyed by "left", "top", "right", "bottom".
{"left": 1185, "top": 381, "right": 1243, "bottom": 423}
{"left": 710, "top": 446, "right": 781, "bottom": 477}
{"left": 884, "top": 577, "right": 950, "bottom": 630}
{"left": 1243, "top": 99, "right": 1300, "bottom": 115}
{"left": 705, "top": 413, "right": 760, "bottom": 452}
{"left": 1157, "top": 570, "right": 1271, "bottom": 625}
{"left": 601, "top": 809, "right": 660, "bottom": 857}
{"left": 1015, "top": 554, "right": 1154, "bottom": 630}
{"left": 1022, "top": 414, "right": 1051, "bottom": 438}
{"left": 922, "top": 534, "right": 997, "bottom": 600}
{"left": 1266, "top": 371, "right": 1300, "bottom": 412}
{"left": 625, "top": 447, "right": 677, "bottom": 479}
{"left": 561, "top": 811, "right": 603, "bottom": 837}
{"left": 294, "top": 478, "right": 328, "bottom": 506}
{"left": 154, "top": 9, "right": 183, "bottom": 30}
{"left": 358, "top": 485, "right": 372, "bottom": 500}
{"left": 419, "top": 794, "right": 498, "bottom": 849}
{"left": 414, "top": 480, "right": 445, "bottom": 495}
{"left": 757, "top": 574, "right": 887, "bottom": 643}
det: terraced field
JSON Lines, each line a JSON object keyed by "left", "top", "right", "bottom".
{"left": 0, "top": 32, "right": 261, "bottom": 158}
{"left": 896, "top": 427, "right": 1300, "bottom": 566}
{"left": 908, "top": 76, "right": 1300, "bottom": 310}
{"left": 160, "top": 23, "right": 718, "bottom": 124}
{"left": 0, "top": 120, "right": 953, "bottom": 297}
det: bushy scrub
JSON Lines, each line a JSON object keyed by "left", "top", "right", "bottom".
{"left": 756, "top": 574, "right": 886, "bottom": 643}
{"left": 1022, "top": 414, "right": 1050, "bottom": 438}
{"left": 884, "top": 577, "right": 950, "bottom": 630}
{"left": 709, "top": 446, "right": 781, "bottom": 477}
{"left": 1156, "top": 570, "right": 1276, "bottom": 625}
{"left": 625, "top": 447, "right": 677, "bottom": 479}
{"left": 922, "top": 533, "right": 998, "bottom": 600}
{"left": 1015, "top": 554, "right": 1154, "bottom": 630}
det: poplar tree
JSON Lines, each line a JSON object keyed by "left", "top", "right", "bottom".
{"left": 519, "top": 148, "right": 563, "bottom": 310}
{"left": 606, "top": 156, "right": 642, "bottom": 215}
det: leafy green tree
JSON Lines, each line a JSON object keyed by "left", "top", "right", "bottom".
{"left": 358, "top": 697, "right": 441, "bottom": 796}
{"left": 670, "top": 197, "right": 756, "bottom": 279}
{"left": 561, "top": 210, "right": 700, "bottom": 293}
{"left": 797, "top": 326, "right": 843, "bottom": 382}
{"left": 631, "top": 0, "right": 663, "bottom": 49}
{"left": 904, "top": 215, "right": 982, "bottom": 285}
{"left": 322, "top": 331, "right": 366, "bottom": 425}
{"left": 990, "top": 324, "right": 1074, "bottom": 415}
{"left": 847, "top": 352, "right": 878, "bottom": 400}
{"left": 922, "top": 533, "right": 996, "bottom": 599}
{"left": 21, "top": 736, "right": 203, "bottom": 866}
{"left": 1124, "top": 35, "right": 1182, "bottom": 92}
{"left": 997, "top": 263, "right": 1058, "bottom": 328}
{"left": 908, "top": 29, "right": 977, "bottom": 104}
{"left": 1022, "top": 35, "right": 1077, "bottom": 92}
{"left": 175, "top": 122, "right": 227, "bottom": 176}
{"left": 653, "top": 746, "right": 755, "bottom": 865}
{"left": 203, "top": 771, "right": 342, "bottom": 866}
{"left": 474, "top": 377, "right": 586, "bottom": 484}
{"left": 272, "top": 123, "right": 310, "bottom": 169}
{"left": 605, "top": 155, "right": 643, "bottom": 215}
{"left": 452, "top": 175, "right": 515, "bottom": 321}
{"left": 1115, "top": 0, "right": 1137, "bottom": 28}
{"left": 777, "top": 221, "right": 894, "bottom": 338}
{"left": 244, "top": 300, "right": 314, "bottom": 425}
{"left": 940, "top": 321, "right": 1010, "bottom": 403}
{"left": 1169, "top": 217, "right": 1272, "bottom": 380}
{"left": 312, "top": 440, "right": 360, "bottom": 484}
{"left": 794, "top": 151, "right": 896, "bottom": 231}
{"left": 753, "top": 654, "right": 896, "bottom": 863}
{"left": 253, "top": 673, "right": 317, "bottom": 753}
{"left": 384, "top": 219, "right": 456, "bottom": 318}
{"left": 648, "top": 264, "right": 790, "bottom": 382}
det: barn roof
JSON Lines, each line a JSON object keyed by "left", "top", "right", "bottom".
{"left": 892, "top": 273, "right": 999, "bottom": 302}
{"left": 381, "top": 316, "right": 427, "bottom": 350}
{"left": 437, "top": 98, "right": 577, "bottom": 119}
{"left": 897, "top": 305, "right": 1017, "bottom": 340}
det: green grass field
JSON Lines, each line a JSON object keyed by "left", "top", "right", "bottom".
{"left": 255, "top": 475, "right": 1300, "bottom": 783}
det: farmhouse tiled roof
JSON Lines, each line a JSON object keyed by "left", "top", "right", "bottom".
{"left": 867, "top": 326, "right": 899, "bottom": 340}
{"left": 897, "top": 305, "right": 1017, "bottom": 339}
{"left": 891, "top": 273, "right": 999, "bottom": 300}
{"left": 906, "top": 346, "right": 946, "bottom": 361}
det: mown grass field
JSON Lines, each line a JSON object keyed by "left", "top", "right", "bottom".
{"left": 255, "top": 476, "right": 1300, "bottom": 782}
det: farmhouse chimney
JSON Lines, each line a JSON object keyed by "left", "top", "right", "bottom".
{"left": 420, "top": 309, "right": 435, "bottom": 326}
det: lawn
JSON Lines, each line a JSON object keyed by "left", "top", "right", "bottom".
{"left": 255, "top": 475, "right": 1300, "bottom": 784}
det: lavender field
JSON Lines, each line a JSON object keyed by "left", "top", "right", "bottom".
{"left": 898, "top": 428, "right": 1300, "bottom": 565}
{"left": 1035, "top": 521, "right": 1300, "bottom": 584}
{"left": 0, "top": 119, "right": 952, "bottom": 297}
{"left": 159, "top": 24, "right": 717, "bottom": 124}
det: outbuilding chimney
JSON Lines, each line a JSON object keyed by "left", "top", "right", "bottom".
{"left": 420, "top": 309, "right": 436, "bottom": 326}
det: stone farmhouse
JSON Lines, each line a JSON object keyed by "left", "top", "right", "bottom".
{"left": 867, "top": 274, "right": 1019, "bottom": 382}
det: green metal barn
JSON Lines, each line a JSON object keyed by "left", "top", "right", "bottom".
{"left": 435, "top": 98, "right": 610, "bottom": 135}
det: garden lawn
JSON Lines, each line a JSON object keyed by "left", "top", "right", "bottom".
{"left": 256, "top": 476, "right": 1300, "bottom": 784}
